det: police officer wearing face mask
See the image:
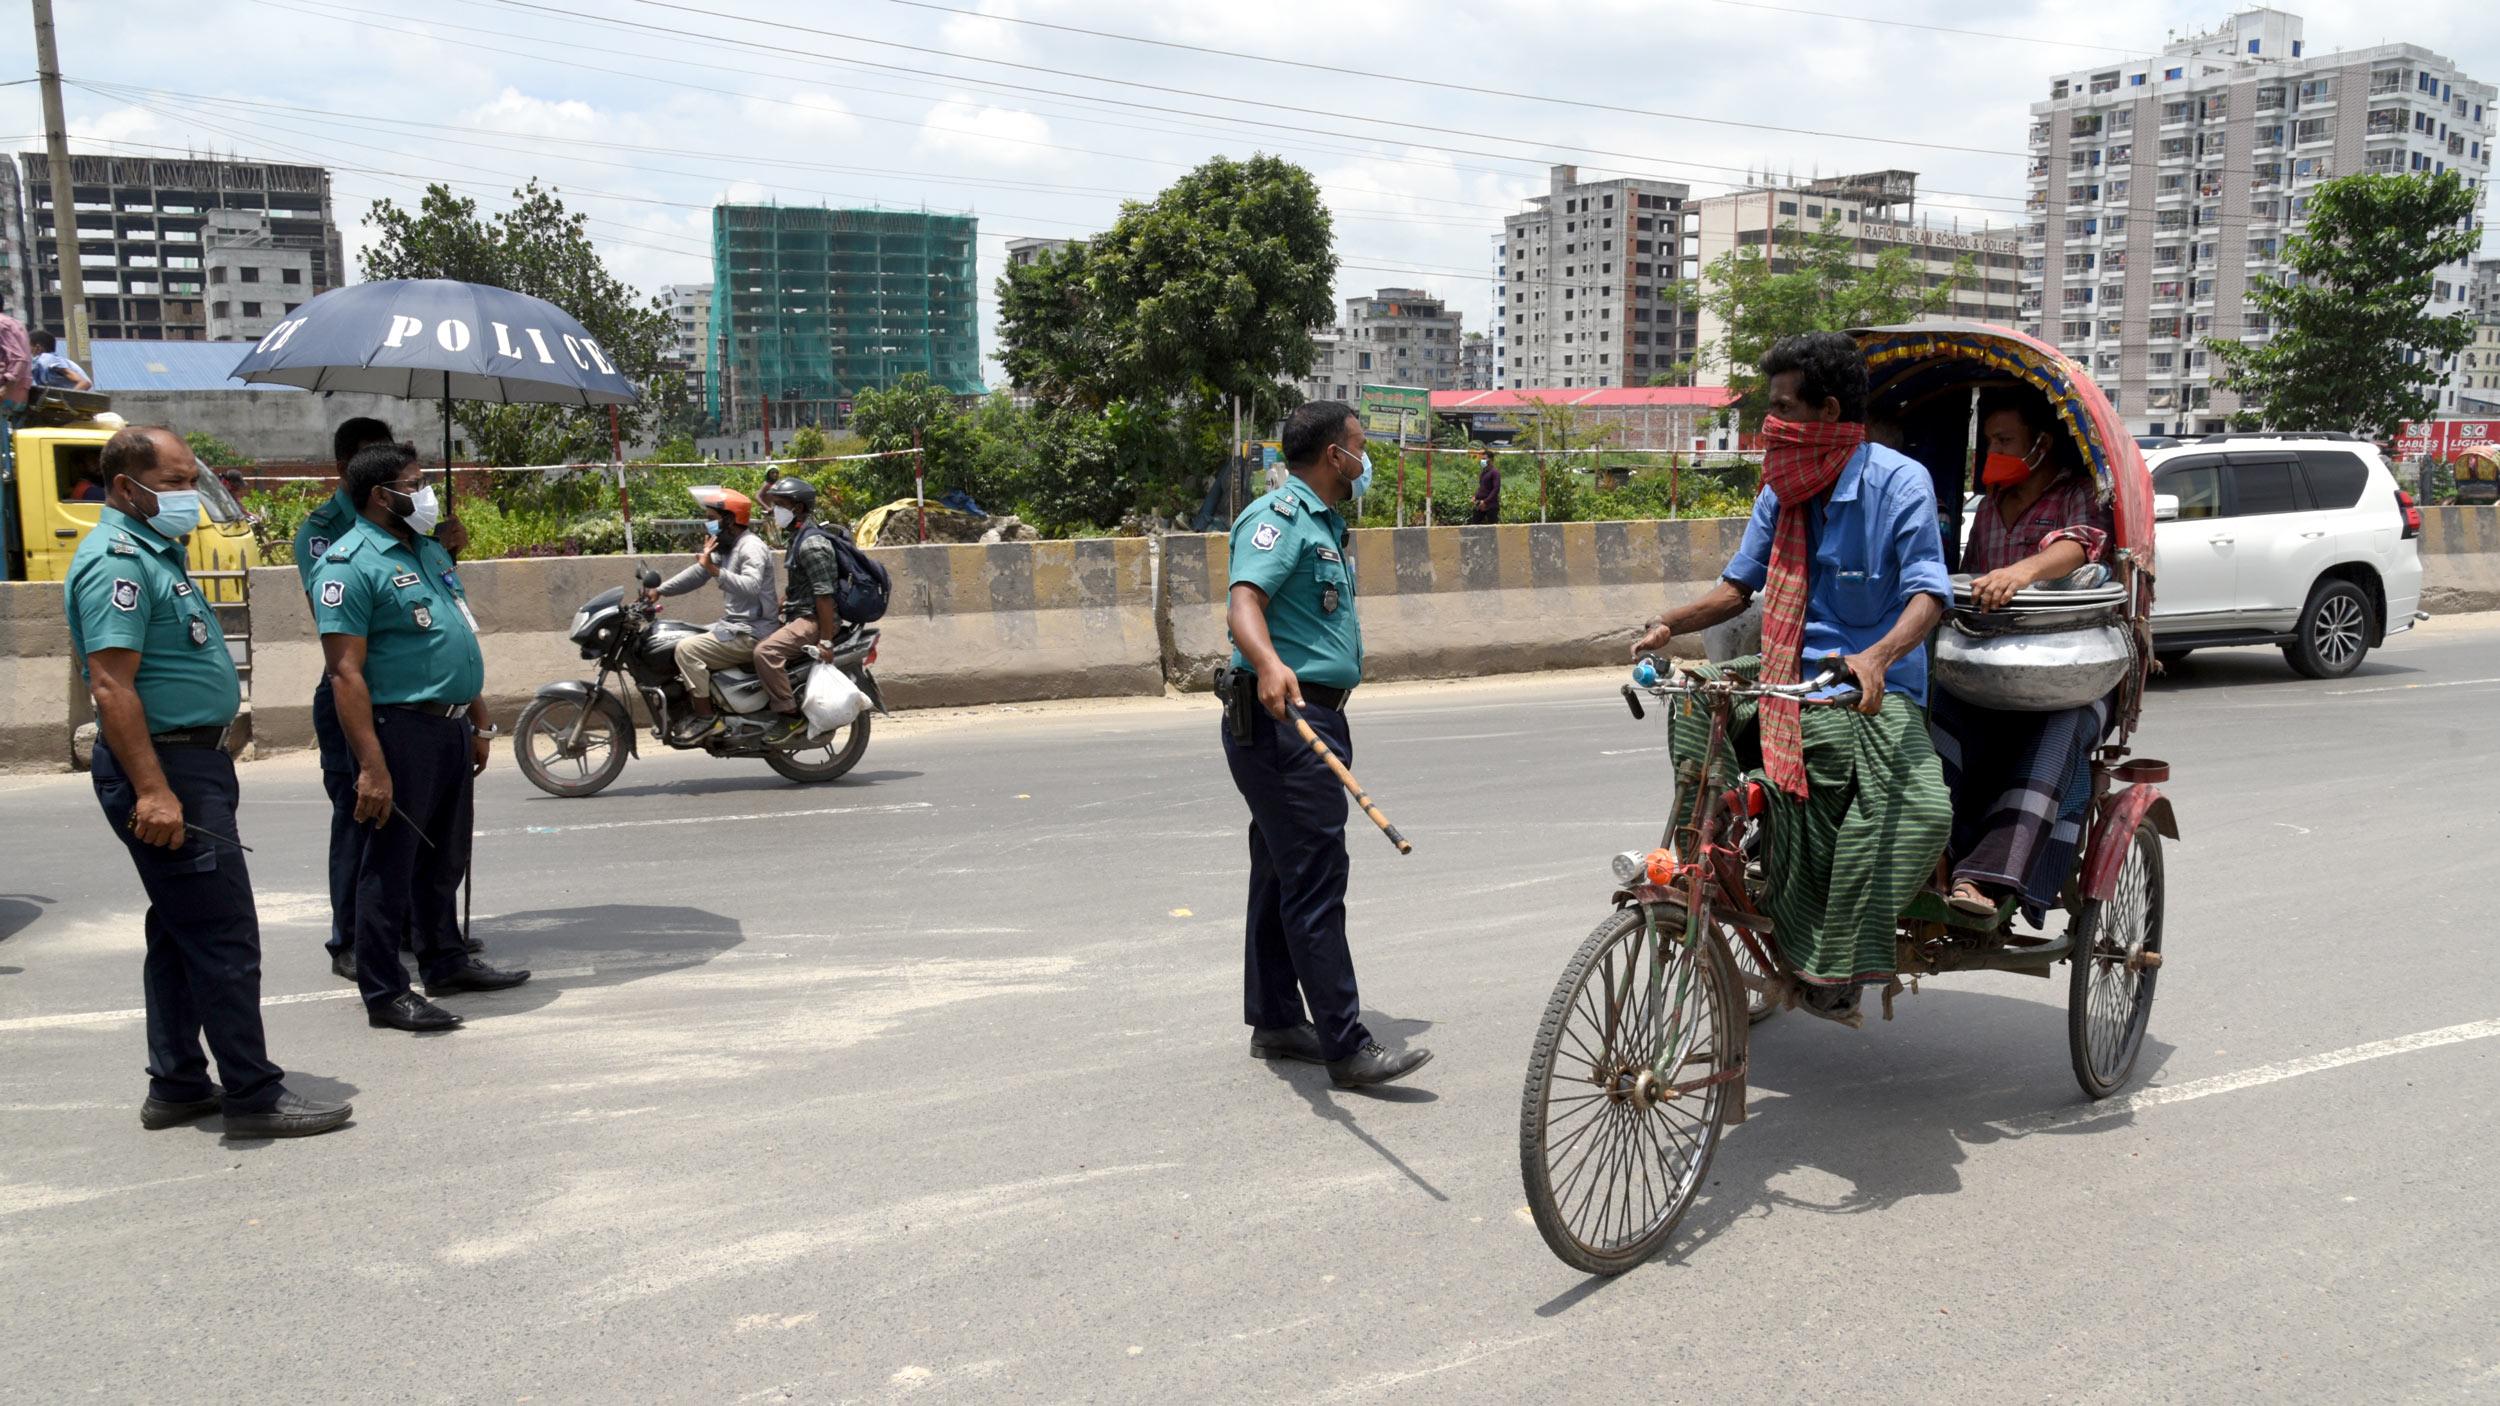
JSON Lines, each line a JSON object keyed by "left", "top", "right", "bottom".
{"left": 1217, "top": 400, "right": 1431, "bottom": 1090}
{"left": 312, "top": 443, "right": 528, "bottom": 1033}
{"left": 66, "top": 426, "right": 353, "bottom": 1137}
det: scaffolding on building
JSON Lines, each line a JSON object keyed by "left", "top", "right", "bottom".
{"left": 707, "top": 204, "right": 981, "bottom": 433}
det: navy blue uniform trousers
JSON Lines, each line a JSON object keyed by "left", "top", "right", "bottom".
{"left": 1222, "top": 701, "right": 1370, "bottom": 1062}
{"left": 351, "top": 708, "right": 472, "bottom": 1011}
{"left": 91, "top": 741, "right": 285, "bottom": 1115}
{"left": 312, "top": 678, "right": 359, "bottom": 957}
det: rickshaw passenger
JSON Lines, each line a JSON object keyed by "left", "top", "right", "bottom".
{"left": 1632, "top": 332, "right": 1952, "bottom": 1015}
{"left": 1932, "top": 396, "right": 2117, "bottom": 918}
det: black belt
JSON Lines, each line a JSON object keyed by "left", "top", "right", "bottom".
{"left": 380, "top": 701, "right": 467, "bottom": 720}
{"left": 1301, "top": 683, "right": 1352, "bottom": 712}
{"left": 148, "top": 725, "right": 229, "bottom": 750}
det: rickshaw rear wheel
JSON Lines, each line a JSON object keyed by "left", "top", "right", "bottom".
{"left": 2068, "top": 821, "right": 2164, "bottom": 1099}
{"left": 1520, "top": 905, "right": 1740, "bottom": 1276}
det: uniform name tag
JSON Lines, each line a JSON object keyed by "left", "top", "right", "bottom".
{"left": 110, "top": 578, "right": 140, "bottom": 611}
{"left": 412, "top": 603, "right": 435, "bottom": 630}
{"left": 1250, "top": 522, "right": 1283, "bottom": 552}
{"left": 390, "top": 571, "right": 422, "bottom": 589}
{"left": 1315, "top": 546, "right": 1341, "bottom": 563}
{"left": 172, "top": 581, "right": 194, "bottom": 596}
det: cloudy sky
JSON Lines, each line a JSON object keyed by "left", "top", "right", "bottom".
{"left": 4, "top": 0, "right": 2494, "bottom": 384}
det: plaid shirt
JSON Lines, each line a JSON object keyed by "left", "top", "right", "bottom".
{"left": 1966, "top": 476, "right": 2111, "bottom": 576}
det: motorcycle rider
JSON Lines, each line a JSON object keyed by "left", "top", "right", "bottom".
{"left": 643, "top": 486, "right": 779, "bottom": 743}
{"left": 754, "top": 476, "right": 846, "bottom": 742}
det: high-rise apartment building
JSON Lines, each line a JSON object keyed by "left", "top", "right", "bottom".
{"left": 1342, "top": 287, "right": 1465, "bottom": 392}
{"left": 1460, "top": 333, "right": 1492, "bottom": 391}
{"left": 2024, "top": 9, "right": 2493, "bottom": 435}
{"left": 1004, "top": 237, "right": 1073, "bottom": 269}
{"left": 202, "top": 212, "right": 314, "bottom": 342}
{"left": 19, "top": 152, "right": 342, "bottom": 341}
{"left": 661, "top": 282, "right": 712, "bottom": 398}
{"left": 708, "top": 205, "right": 980, "bottom": 433}
{"left": 1501, "top": 165, "right": 1694, "bottom": 389}
{"left": 1682, "top": 171, "right": 2023, "bottom": 374}
{"left": 0, "top": 160, "right": 31, "bottom": 319}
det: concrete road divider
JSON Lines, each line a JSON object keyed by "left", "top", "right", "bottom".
{"left": 2420, "top": 507, "right": 2500, "bottom": 615}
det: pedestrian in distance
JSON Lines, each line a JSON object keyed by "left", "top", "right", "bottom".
{"left": 1469, "top": 446, "right": 1502, "bottom": 525}
{"left": 65, "top": 425, "right": 351, "bottom": 1137}
{"left": 0, "top": 291, "right": 32, "bottom": 416}
{"left": 30, "top": 328, "right": 91, "bottom": 390}
{"left": 1218, "top": 400, "right": 1432, "bottom": 1090}
{"left": 312, "top": 442, "right": 527, "bottom": 1033}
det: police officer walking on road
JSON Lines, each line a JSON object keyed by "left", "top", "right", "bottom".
{"left": 313, "top": 442, "right": 527, "bottom": 1033}
{"left": 1219, "top": 401, "right": 1431, "bottom": 1090}
{"left": 66, "top": 426, "right": 352, "bottom": 1137}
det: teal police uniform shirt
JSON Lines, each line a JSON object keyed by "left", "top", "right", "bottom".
{"left": 1227, "top": 475, "right": 1363, "bottom": 691}
{"left": 292, "top": 489, "right": 358, "bottom": 595}
{"left": 64, "top": 507, "right": 241, "bottom": 732}
{"left": 309, "top": 515, "right": 486, "bottom": 707}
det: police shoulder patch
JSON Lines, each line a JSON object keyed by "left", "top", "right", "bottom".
{"left": 110, "top": 578, "right": 140, "bottom": 612}
{"left": 318, "top": 579, "right": 346, "bottom": 609}
{"left": 306, "top": 536, "right": 331, "bottom": 560}
{"left": 1250, "top": 522, "right": 1283, "bottom": 552}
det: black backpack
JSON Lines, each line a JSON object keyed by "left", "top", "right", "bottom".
{"left": 829, "top": 529, "right": 891, "bottom": 623}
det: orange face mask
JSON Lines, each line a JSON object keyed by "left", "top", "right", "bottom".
{"left": 1982, "top": 443, "right": 2044, "bottom": 488}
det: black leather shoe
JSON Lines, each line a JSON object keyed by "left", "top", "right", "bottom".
{"left": 462, "top": 933, "right": 487, "bottom": 955}
{"left": 1328, "top": 1040, "right": 1433, "bottom": 1089}
{"left": 1250, "top": 1023, "right": 1326, "bottom": 1064}
{"left": 222, "top": 1090, "right": 352, "bottom": 1139}
{"left": 329, "top": 950, "right": 356, "bottom": 982}
{"left": 369, "top": 992, "right": 463, "bottom": 1032}
{"left": 140, "top": 1094, "right": 222, "bottom": 1130}
{"left": 426, "top": 959, "right": 531, "bottom": 996}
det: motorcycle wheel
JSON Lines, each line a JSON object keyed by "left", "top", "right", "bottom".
{"left": 764, "top": 712, "right": 871, "bottom": 784}
{"left": 514, "top": 695, "right": 630, "bottom": 798}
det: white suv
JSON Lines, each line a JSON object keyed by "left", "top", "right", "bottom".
{"left": 2144, "top": 434, "right": 2424, "bottom": 678}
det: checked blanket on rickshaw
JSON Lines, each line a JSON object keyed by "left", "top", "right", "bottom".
{"left": 1667, "top": 658, "right": 1951, "bottom": 986}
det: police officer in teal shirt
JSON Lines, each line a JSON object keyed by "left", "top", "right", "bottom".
{"left": 67, "top": 426, "right": 350, "bottom": 1138}
{"left": 1221, "top": 401, "right": 1430, "bottom": 1091}
{"left": 312, "top": 441, "right": 525, "bottom": 1033}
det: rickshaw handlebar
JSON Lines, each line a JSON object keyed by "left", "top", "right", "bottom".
{"left": 1623, "top": 654, "right": 1862, "bottom": 718}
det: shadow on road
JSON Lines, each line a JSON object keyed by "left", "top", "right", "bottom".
{"left": 2150, "top": 651, "right": 2421, "bottom": 692}
{"left": 1532, "top": 987, "right": 2175, "bottom": 1299}
{"left": 0, "top": 894, "right": 53, "bottom": 975}
{"left": 442, "top": 903, "right": 746, "bottom": 1021}
{"left": 531, "top": 769, "right": 924, "bottom": 802}
{"left": 197, "top": 1069, "right": 365, "bottom": 1148}
{"left": 1263, "top": 1012, "right": 1447, "bottom": 1201}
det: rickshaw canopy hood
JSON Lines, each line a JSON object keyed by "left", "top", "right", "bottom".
{"left": 1852, "top": 321, "right": 2156, "bottom": 576}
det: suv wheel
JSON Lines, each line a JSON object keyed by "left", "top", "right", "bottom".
{"left": 2283, "top": 579, "right": 2372, "bottom": 679}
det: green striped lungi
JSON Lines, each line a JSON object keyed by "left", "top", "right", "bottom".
{"left": 1666, "top": 657, "right": 1950, "bottom": 985}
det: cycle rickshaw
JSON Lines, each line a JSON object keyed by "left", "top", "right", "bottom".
{"left": 1518, "top": 323, "right": 2176, "bottom": 1275}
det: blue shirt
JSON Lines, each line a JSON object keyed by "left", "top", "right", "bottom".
{"left": 1227, "top": 475, "right": 1362, "bottom": 690}
{"left": 33, "top": 350, "right": 85, "bottom": 387}
{"left": 1722, "top": 443, "right": 1951, "bottom": 707}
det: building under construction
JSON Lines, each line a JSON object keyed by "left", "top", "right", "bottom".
{"left": 707, "top": 204, "right": 981, "bottom": 433}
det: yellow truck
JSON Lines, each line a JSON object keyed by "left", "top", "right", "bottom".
{"left": 2, "top": 389, "right": 259, "bottom": 598}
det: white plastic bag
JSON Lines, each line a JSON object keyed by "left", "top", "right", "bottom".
{"left": 801, "top": 663, "right": 869, "bottom": 735}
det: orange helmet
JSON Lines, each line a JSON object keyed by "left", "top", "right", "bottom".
{"left": 688, "top": 485, "right": 753, "bottom": 525}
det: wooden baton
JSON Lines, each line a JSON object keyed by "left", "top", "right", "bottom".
{"left": 1285, "top": 702, "right": 1412, "bottom": 855}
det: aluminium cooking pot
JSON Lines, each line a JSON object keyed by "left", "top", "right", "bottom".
{"left": 1931, "top": 575, "right": 2133, "bottom": 712}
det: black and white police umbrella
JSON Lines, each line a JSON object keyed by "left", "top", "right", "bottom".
{"left": 226, "top": 278, "right": 640, "bottom": 501}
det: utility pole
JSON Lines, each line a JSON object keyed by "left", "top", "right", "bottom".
{"left": 32, "top": 0, "right": 89, "bottom": 361}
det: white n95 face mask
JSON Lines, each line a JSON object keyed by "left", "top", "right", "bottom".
{"left": 390, "top": 483, "right": 442, "bottom": 537}
{"left": 772, "top": 505, "right": 796, "bottom": 529}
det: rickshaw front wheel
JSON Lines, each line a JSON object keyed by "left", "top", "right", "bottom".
{"left": 2068, "top": 821, "right": 2164, "bottom": 1099}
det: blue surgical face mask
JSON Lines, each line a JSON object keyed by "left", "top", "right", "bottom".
{"left": 137, "top": 484, "right": 201, "bottom": 540}
{"left": 704, "top": 519, "right": 722, "bottom": 538}
{"left": 1340, "top": 443, "right": 1374, "bottom": 499}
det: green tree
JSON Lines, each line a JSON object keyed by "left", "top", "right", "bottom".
{"left": 1695, "top": 215, "right": 1963, "bottom": 427}
{"left": 184, "top": 431, "right": 249, "bottom": 468}
{"left": 848, "top": 372, "right": 975, "bottom": 504}
{"left": 998, "top": 154, "right": 1336, "bottom": 423}
{"left": 361, "top": 181, "right": 671, "bottom": 466}
{"left": 2209, "top": 171, "right": 2480, "bottom": 439}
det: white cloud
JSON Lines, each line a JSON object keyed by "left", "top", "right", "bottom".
{"left": 914, "top": 98, "right": 1061, "bottom": 169}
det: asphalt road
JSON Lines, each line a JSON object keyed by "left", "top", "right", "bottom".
{"left": 5, "top": 617, "right": 2498, "bottom": 1404}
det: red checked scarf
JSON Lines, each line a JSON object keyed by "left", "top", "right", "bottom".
{"left": 1756, "top": 416, "right": 1866, "bottom": 799}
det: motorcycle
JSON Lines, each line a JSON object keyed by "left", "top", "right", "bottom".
{"left": 513, "top": 568, "right": 887, "bottom": 798}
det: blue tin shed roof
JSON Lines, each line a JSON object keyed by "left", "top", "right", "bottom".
{"left": 89, "top": 340, "right": 293, "bottom": 393}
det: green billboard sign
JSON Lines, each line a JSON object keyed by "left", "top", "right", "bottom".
{"left": 1358, "top": 383, "right": 1430, "bottom": 439}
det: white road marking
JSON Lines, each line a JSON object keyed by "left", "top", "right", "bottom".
{"left": 477, "top": 802, "right": 932, "bottom": 836}
{"left": 2325, "top": 676, "right": 2500, "bottom": 696}
{"left": 0, "top": 951, "right": 793, "bottom": 1032}
{"left": 1988, "top": 1016, "right": 2500, "bottom": 1136}
{"left": 1598, "top": 745, "right": 1668, "bottom": 756}
{"left": 1315, "top": 1332, "right": 1558, "bottom": 1400}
